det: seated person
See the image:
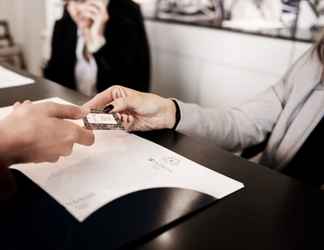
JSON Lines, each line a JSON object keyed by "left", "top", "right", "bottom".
{"left": 44, "top": 0, "right": 150, "bottom": 96}
{"left": 85, "top": 39, "right": 324, "bottom": 188}
{"left": 0, "top": 101, "right": 94, "bottom": 171}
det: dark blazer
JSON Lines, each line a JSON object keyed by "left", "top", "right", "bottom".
{"left": 44, "top": 0, "right": 150, "bottom": 93}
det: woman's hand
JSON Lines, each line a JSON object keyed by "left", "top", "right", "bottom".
{"left": 84, "top": 86, "right": 177, "bottom": 132}
{"left": 81, "top": 0, "right": 109, "bottom": 52}
{"left": 0, "top": 101, "right": 95, "bottom": 169}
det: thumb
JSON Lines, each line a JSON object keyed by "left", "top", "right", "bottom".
{"left": 45, "top": 103, "right": 88, "bottom": 120}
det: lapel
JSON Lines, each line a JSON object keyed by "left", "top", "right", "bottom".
{"left": 275, "top": 89, "right": 324, "bottom": 170}
{"left": 263, "top": 48, "right": 324, "bottom": 168}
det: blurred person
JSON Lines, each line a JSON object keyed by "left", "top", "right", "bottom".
{"left": 44, "top": 0, "right": 150, "bottom": 97}
{"left": 85, "top": 39, "right": 324, "bottom": 188}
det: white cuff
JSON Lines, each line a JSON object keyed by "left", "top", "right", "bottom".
{"left": 87, "top": 36, "right": 106, "bottom": 54}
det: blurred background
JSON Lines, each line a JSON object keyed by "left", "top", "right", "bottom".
{"left": 0, "top": 0, "right": 323, "bottom": 107}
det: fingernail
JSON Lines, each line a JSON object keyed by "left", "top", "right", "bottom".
{"left": 103, "top": 104, "right": 114, "bottom": 113}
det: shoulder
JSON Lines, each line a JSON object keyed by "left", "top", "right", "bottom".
{"left": 109, "top": 0, "right": 143, "bottom": 23}
{"left": 285, "top": 47, "right": 322, "bottom": 89}
{"left": 274, "top": 46, "right": 323, "bottom": 105}
{"left": 107, "top": 0, "right": 145, "bottom": 37}
{"left": 53, "top": 10, "right": 76, "bottom": 32}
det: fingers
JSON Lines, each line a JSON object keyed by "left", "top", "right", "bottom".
{"left": 62, "top": 120, "right": 95, "bottom": 146}
{"left": 84, "top": 85, "right": 135, "bottom": 109}
{"left": 109, "top": 96, "right": 135, "bottom": 113}
{"left": 81, "top": 9, "right": 99, "bottom": 22}
{"left": 82, "top": 1, "right": 108, "bottom": 21}
{"left": 119, "top": 113, "right": 128, "bottom": 123}
{"left": 74, "top": 125, "right": 95, "bottom": 146}
{"left": 34, "top": 122, "right": 95, "bottom": 163}
{"left": 88, "top": 0, "right": 107, "bottom": 14}
{"left": 86, "top": 89, "right": 138, "bottom": 113}
{"left": 60, "top": 145, "right": 74, "bottom": 157}
{"left": 112, "top": 86, "right": 127, "bottom": 99}
{"left": 123, "top": 114, "right": 135, "bottom": 131}
{"left": 84, "top": 88, "right": 114, "bottom": 109}
{"left": 116, "top": 113, "right": 135, "bottom": 131}
{"left": 42, "top": 102, "right": 88, "bottom": 120}
{"left": 47, "top": 156, "right": 61, "bottom": 163}
{"left": 13, "top": 101, "right": 21, "bottom": 110}
{"left": 82, "top": 4, "right": 100, "bottom": 15}
{"left": 13, "top": 100, "right": 31, "bottom": 109}
{"left": 23, "top": 100, "right": 32, "bottom": 104}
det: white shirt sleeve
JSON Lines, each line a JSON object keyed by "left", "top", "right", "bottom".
{"left": 176, "top": 86, "right": 283, "bottom": 152}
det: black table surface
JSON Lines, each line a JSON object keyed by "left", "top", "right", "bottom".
{"left": 0, "top": 67, "right": 323, "bottom": 250}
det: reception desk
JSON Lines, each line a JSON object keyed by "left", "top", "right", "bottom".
{"left": 0, "top": 66, "right": 323, "bottom": 250}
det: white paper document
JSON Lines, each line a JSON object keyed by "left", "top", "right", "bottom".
{"left": 0, "top": 66, "right": 34, "bottom": 89}
{"left": 1, "top": 97, "right": 244, "bottom": 222}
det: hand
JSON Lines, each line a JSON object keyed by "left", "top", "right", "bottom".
{"left": 81, "top": 0, "right": 109, "bottom": 52}
{"left": 0, "top": 101, "right": 95, "bottom": 168}
{"left": 84, "top": 86, "right": 177, "bottom": 132}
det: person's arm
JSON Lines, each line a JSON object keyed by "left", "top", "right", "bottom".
{"left": 84, "top": 46, "right": 319, "bottom": 154}
{"left": 175, "top": 86, "right": 283, "bottom": 152}
{"left": 84, "top": 86, "right": 176, "bottom": 131}
{"left": 84, "top": 83, "right": 283, "bottom": 153}
{"left": 75, "top": 0, "right": 110, "bottom": 78}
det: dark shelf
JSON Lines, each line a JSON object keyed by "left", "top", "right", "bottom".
{"left": 145, "top": 16, "right": 319, "bottom": 43}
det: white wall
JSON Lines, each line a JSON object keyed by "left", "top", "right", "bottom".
{"left": 0, "top": 0, "right": 46, "bottom": 75}
{"left": 0, "top": 0, "right": 314, "bottom": 108}
{"left": 146, "top": 20, "right": 312, "bottom": 108}
{"left": 43, "top": 0, "right": 64, "bottom": 61}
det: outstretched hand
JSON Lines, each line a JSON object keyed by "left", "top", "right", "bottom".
{"left": 84, "top": 85, "right": 176, "bottom": 132}
{"left": 0, "top": 101, "right": 95, "bottom": 168}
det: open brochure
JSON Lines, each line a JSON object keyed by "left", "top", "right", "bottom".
{"left": 0, "top": 97, "right": 244, "bottom": 222}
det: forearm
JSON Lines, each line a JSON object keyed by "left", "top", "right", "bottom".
{"left": 175, "top": 87, "right": 282, "bottom": 152}
{"left": 88, "top": 36, "right": 106, "bottom": 55}
{"left": 176, "top": 102, "right": 249, "bottom": 152}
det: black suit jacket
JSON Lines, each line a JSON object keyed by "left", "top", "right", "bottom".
{"left": 44, "top": 0, "right": 150, "bottom": 93}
